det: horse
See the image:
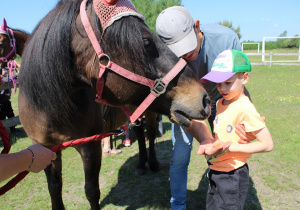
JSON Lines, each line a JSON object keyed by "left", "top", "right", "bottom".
{"left": 18, "top": 0, "right": 211, "bottom": 209}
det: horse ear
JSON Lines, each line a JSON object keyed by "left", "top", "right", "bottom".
{"left": 0, "top": 18, "right": 7, "bottom": 32}
{"left": 102, "top": 0, "right": 118, "bottom": 6}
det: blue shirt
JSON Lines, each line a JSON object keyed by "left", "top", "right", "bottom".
{"left": 187, "top": 24, "right": 241, "bottom": 101}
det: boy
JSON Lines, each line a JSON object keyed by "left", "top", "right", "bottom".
{"left": 199, "top": 49, "right": 273, "bottom": 209}
{"left": 156, "top": 7, "right": 251, "bottom": 209}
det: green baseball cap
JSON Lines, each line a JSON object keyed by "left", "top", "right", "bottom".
{"left": 201, "top": 49, "right": 251, "bottom": 83}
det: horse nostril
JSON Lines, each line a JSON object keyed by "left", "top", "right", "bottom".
{"left": 202, "top": 93, "right": 211, "bottom": 109}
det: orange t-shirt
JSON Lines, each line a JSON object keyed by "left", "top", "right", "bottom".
{"left": 207, "top": 96, "right": 266, "bottom": 172}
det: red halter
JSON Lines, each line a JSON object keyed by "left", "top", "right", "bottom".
{"left": 80, "top": 0, "right": 187, "bottom": 125}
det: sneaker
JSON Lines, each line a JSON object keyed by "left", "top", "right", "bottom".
{"left": 123, "top": 139, "right": 131, "bottom": 147}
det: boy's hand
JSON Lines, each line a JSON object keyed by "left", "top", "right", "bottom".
{"left": 198, "top": 140, "right": 231, "bottom": 156}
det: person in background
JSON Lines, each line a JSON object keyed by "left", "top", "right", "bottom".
{"left": 102, "top": 136, "right": 122, "bottom": 157}
{"left": 123, "top": 115, "right": 163, "bottom": 147}
{"left": 199, "top": 49, "right": 273, "bottom": 209}
{"left": 0, "top": 61, "right": 20, "bottom": 133}
{"left": 156, "top": 6, "right": 252, "bottom": 209}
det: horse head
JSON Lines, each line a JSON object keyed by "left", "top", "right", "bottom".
{"left": 74, "top": 0, "right": 211, "bottom": 127}
{"left": 19, "top": 0, "right": 210, "bottom": 130}
{"left": 0, "top": 18, "right": 29, "bottom": 68}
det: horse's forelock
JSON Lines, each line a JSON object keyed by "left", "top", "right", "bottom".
{"left": 102, "top": 16, "right": 152, "bottom": 75}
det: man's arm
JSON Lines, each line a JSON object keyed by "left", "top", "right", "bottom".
{"left": 185, "top": 120, "right": 231, "bottom": 156}
{"left": 185, "top": 120, "right": 214, "bottom": 144}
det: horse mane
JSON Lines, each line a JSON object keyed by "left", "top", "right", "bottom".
{"left": 102, "top": 17, "right": 152, "bottom": 77}
{"left": 19, "top": 0, "right": 83, "bottom": 127}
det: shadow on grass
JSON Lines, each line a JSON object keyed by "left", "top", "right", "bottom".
{"left": 0, "top": 127, "right": 27, "bottom": 148}
{"left": 187, "top": 173, "right": 262, "bottom": 209}
{"left": 100, "top": 139, "right": 172, "bottom": 209}
{"left": 100, "top": 137, "right": 262, "bottom": 209}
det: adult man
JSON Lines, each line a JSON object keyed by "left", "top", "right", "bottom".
{"left": 156, "top": 6, "right": 249, "bottom": 209}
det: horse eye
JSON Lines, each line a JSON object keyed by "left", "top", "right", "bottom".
{"left": 143, "top": 39, "right": 151, "bottom": 47}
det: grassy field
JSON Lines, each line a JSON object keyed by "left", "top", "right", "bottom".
{"left": 0, "top": 65, "right": 299, "bottom": 209}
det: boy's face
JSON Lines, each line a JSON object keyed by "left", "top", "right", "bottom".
{"left": 217, "top": 72, "right": 249, "bottom": 103}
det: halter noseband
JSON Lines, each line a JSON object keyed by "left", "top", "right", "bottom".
{"left": 80, "top": 0, "right": 187, "bottom": 126}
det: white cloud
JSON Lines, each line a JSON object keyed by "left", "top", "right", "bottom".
{"left": 261, "top": 18, "right": 271, "bottom": 22}
{"left": 273, "top": 24, "right": 279, "bottom": 28}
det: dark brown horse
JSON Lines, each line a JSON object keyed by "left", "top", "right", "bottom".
{"left": 18, "top": 0, "right": 210, "bottom": 209}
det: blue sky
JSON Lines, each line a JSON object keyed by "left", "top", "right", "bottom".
{"left": 1, "top": 0, "right": 299, "bottom": 42}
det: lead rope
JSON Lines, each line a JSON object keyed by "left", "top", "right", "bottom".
{"left": 0, "top": 124, "right": 127, "bottom": 196}
{"left": 6, "top": 60, "right": 19, "bottom": 94}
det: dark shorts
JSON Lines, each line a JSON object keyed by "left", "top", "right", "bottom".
{"left": 206, "top": 164, "right": 249, "bottom": 210}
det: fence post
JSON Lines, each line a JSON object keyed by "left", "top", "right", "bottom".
{"left": 269, "top": 52, "right": 272, "bottom": 66}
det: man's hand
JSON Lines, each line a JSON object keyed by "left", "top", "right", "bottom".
{"left": 235, "top": 117, "right": 265, "bottom": 143}
{"left": 198, "top": 139, "right": 231, "bottom": 156}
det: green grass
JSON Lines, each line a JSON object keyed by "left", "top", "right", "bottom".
{"left": 1, "top": 65, "right": 300, "bottom": 209}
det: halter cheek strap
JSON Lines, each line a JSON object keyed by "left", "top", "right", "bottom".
{"left": 80, "top": 0, "right": 186, "bottom": 125}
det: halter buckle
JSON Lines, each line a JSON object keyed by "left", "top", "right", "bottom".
{"left": 150, "top": 78, "right": 166, "bottom": 96}
{"left": 117, "top": 127, "right": 126, "bottom": 136}
{"left": 98, "top": 53, "right": 111, "bottom": 68}
{"left": 128, "top": 120, "right": 142, "bottom": 129}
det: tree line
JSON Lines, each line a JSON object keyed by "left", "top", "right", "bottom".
{"left": 133, "top": 0, "right": 299, "bottom": 50}
{"left": 132, "top": 0, "right": 182, "bottom": 32}
{"left": 242, "top": 33, "right": 300, "bottom": 50}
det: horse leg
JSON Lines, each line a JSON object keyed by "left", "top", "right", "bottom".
{"left": 75, "top": 141, "right": 102, "bottom": 210}
{"left": 145, "top": 112, "right": 160, "bottom": 172}
{"left": 133, "top": 122, "right": 148, "bottom": 175}
{"left": 44, "top": 150, "right": 65, "bottom": 210}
